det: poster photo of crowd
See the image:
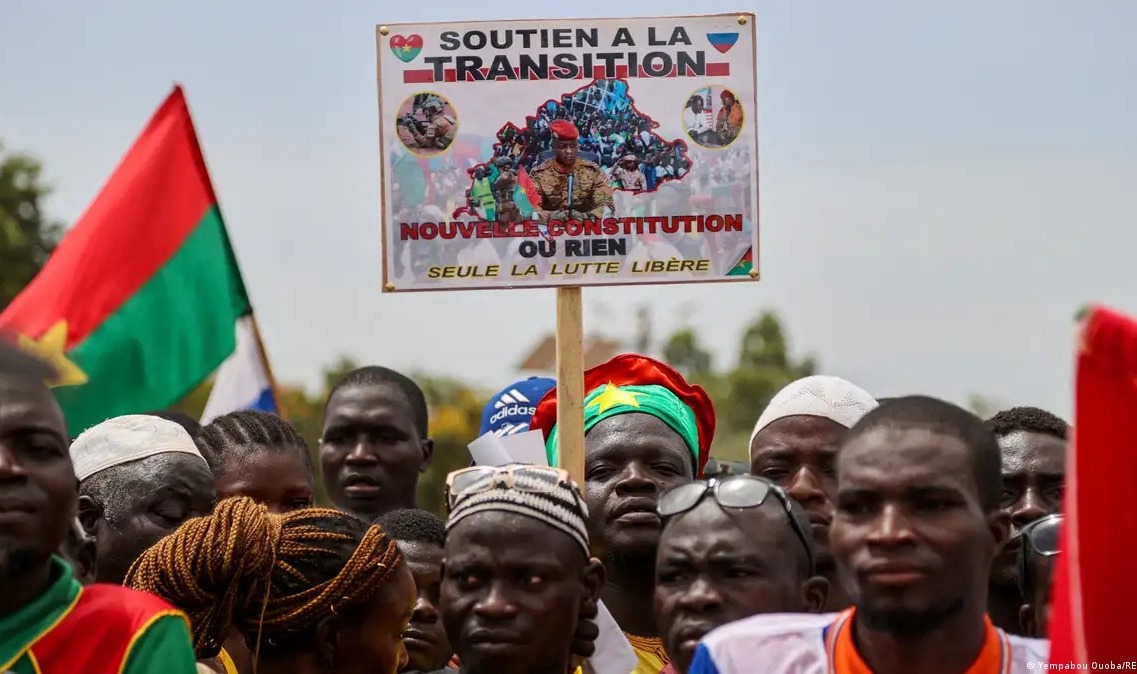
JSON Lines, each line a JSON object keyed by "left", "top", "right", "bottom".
{"left": 376, "top": 14, "right": 759, "bottom": 292}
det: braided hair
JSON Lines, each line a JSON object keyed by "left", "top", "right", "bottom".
{"left": 197, "top": 410, "right": 313, "bottom": 478}
{"left": 124, "top": 497, "right": 402, "bottom": 660}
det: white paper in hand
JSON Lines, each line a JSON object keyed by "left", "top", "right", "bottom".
{"left": 467, "top": 432, "right": 512, "bottom": 467}
{"left": 589, "top": 601, "right": 639, "bottom": 674}
{"left": 498, "top": 429, "right": 551, "bottom": 466}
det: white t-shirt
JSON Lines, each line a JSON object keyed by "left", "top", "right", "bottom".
{"left": 684, "top": 108, "right": 711, "bottom": 135}
{"left": 688, "top": 612, "right": 1049, "bottom": 674}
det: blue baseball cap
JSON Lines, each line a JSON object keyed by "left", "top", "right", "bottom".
{"left": 479, "top": 377, "right": 556, "bottom": 437}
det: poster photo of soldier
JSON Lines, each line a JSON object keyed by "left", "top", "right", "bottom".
{"left": 395, "top": 92, "right": 458, "bottom": 155}
{"left": 458, "top": 78, "right": 693, "bottom": 224}
{"left": 684, "top": 85, "right": 744, "bottom": 149}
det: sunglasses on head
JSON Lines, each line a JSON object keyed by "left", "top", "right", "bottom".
{"left": 445, "top": 465, "right": 580, "bottom": 512}
{"left": 1017, "top": 513, "right": 1063, "bottom": 595}
{"left": 658, "top": 475, "right": 816, "bottom": 575}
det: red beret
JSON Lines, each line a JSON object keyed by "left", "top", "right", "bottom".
{"left": 720, "top": 89, "right": 735, "bottom": 100}
{"left": 530, "top": 353, "right": 716, "bottom": 477}
{"left": 550, "top": 120, "right": 579, "bottom": 141}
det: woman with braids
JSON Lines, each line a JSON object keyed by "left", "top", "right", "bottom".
{"left": 124, "top": 497, "right": 416, "bottom": 674}
{"left": 198, "top": 410, "right": 316, "bottom": 514}
{"left": 195, "top": 411, "right": 318, "bottom": 673}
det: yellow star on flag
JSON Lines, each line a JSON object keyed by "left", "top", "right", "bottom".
{"left": 18, "top": 321, "right": 88, "bottom": 388}
{"left": 587, "top": 383, "right": 641, "bottom": 414}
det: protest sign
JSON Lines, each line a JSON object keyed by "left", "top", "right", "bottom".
{"left": 377, "top": 14, "right": 759, "bottom": 292}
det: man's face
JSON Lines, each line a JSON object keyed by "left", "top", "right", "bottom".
{"left": 654, "top": 498, "right": 823, "bottom": 673}
{"left": 750, "top": 416, "right": 846, "bottom": 562}
{"left": 552, "top": 138, "right": 577, "bottom": 167}
{"left": 722, "top": 94, "right": 735, "bottom": 108}
{"left": 584, "top": 413, "right": 695, "bottom": 560}
{"left": 320, "top": 383, "right": 431, "bottom": 521}
{"left": 692, "top": 99, "right": 703, "bottom": 113}
{"left": 441, "top": 512, "right": 595, "bottom": 674}
{"left": 398, "top": 539, "right": 452, "bottom": 673}
{"left": 992, "top": 431, "right": 1066, "bottom": 585}
{"left": 0, "top": 379, "right": 74, "bottom": 578}
{"left": 86, "top": 453, "right": 216, "bottom": 584}
{"left": 830, "top": 426, "right": 1008, "bottom": 636}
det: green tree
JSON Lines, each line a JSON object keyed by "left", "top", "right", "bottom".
{"left": 414, "top": 372, "right": 487, "bottom": 517}
{"left": 0, "top": 143, "right": 64, "bottom": 309}
{"left": 729, "top": 313, "right": 815, "bottom": 414}
{"left": 321, "top": 355, "right": 362, "bottom": 394}
{"left": 660, "top": 311, "right": 818, "bottom": 464}
{"left": 662, "top": 327, "right": 713, "bottom": 378}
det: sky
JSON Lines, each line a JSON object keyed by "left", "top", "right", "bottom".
{"left": 2, "top": 0, "right": 1135, "bottom": 419}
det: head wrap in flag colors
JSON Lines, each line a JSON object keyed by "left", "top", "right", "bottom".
{"left": 530, "top": 354, "right": 715, "bottom": 476}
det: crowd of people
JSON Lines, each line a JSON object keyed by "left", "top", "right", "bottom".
{"left": 0, "top": 336, "right": 1065, "bottom": 674}
{"left": 491, "top": 79, "right": 692, "bottom": 184}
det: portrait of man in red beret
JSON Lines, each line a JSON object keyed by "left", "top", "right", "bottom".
{"left": 528, "top": 119, "right": 614, "bottom": 221}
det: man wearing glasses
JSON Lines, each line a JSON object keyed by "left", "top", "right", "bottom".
{"left": 688, "top": 396, "right": 1048, "bottom": 674}
{"left": 1018, "top": 514, "right": 1061, "bottom": 638}
{"left": 653, "top": 475, "right": 829, "bottom": 673}
{"left": 985, "top": 406, "right": 1068, "bottom": 634}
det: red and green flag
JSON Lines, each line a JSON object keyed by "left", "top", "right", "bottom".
{"left": 0, "top": 86, "right": 251, "bottom": 436}
{"left": 727, "top": 247, "right": 754, "bottom": 276}
{"left": 513, "top": 167, "right": 541, "bottom": 217}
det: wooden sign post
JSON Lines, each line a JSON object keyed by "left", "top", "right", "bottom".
{"left": 555, "top": 287, "right": 586, "bottom": 486}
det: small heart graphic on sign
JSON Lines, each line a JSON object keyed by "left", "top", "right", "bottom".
{"left": 390, "top": 34, "right": 424, "bottom": 63}
{"left": 706, "top": 32, "right": 739, "bottom": 54}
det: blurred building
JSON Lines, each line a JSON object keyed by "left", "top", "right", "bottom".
{"left": 515, "top": 333, "right": 624, "bottom": 374}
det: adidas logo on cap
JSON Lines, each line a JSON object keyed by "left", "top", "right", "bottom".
{"left": 489, "top": 388, "right": 538, "bottom": 425}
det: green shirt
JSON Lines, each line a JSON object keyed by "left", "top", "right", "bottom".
{"left": 0, "top": 556, "right": 198, "bottom": 674}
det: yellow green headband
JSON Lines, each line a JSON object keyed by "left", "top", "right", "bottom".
{"left": 544, "top": 382, "right": 700, "bottom": 467}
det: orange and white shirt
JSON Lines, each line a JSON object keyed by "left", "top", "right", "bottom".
{"left": 688, "top": 610, "right": 1048, "bottom": 674}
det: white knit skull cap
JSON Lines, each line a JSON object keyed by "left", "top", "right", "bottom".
{"left": 70, "top": 414, "right": 207, "bottom": 482}
{"left": 750, "top": 375, "right": 879, "bottom": 445}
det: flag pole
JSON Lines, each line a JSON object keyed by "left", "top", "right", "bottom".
{"left": 555, "top": 286, "right": 586, "bottom": 488}
{"left": 248, "top": 313, "right": 287, "bottom": 421}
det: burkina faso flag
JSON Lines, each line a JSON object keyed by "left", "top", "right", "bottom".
{"left": 0, "top": 86, "right": 250, "bottom": 436}
{"left": 513, "top": 167, "right": 541, "bottom": 218}
{"left": 727, "top": 247, "right": 755, "bottom": 276}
